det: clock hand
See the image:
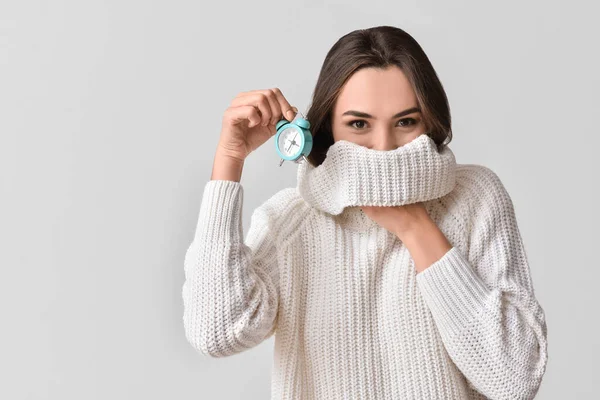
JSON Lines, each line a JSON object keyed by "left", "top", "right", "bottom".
{"left": 285, "top": 133, "right": 300, "bottom": 154}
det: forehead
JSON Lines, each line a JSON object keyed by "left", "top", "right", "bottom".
{"left": 333, "top": 66, "right": 418, "bottom": 116}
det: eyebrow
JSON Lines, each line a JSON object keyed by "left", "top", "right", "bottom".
{"left": 342, "top": 107, "right": 421, "bottom": 119}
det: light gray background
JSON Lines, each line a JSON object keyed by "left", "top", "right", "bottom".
{"left": 1, "top": 0, "right": 597, "bottom": 399}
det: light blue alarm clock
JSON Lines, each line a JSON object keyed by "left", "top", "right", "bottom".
{"left": 274, "top": 111, "right": 313, "bottom": 166}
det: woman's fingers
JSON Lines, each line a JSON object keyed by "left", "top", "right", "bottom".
{"left": 222, "top": 104, "right": 261, "bottom": 128}
{"left": 234, "top": 88, "right": 297, "bottom": 125}
{"left": 230, "top": 92, "right": 272, "bottom": 126}
{"left": 269, "top": 87, "right": 296, "bottom": 122}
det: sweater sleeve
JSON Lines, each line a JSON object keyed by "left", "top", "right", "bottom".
{"left": 415, "top": 167, "right": 548, "bottom": 400}
{"left": 182, "top": 179, "right": 281, "bottom": 358}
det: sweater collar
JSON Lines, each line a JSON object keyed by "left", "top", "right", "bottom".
{"left": 296, "top": 134, "right": 457, "bottom": 230}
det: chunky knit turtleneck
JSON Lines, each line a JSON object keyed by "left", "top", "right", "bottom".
{"left": 182, "top": 134, "right": 548, "bottom": 399}
{"left": 297, "top": 134, "right": 457, "bottom": 231}
{"left": 298, "top": 133, "right": 456, "bottom": 213}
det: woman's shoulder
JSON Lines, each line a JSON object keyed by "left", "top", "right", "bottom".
{"left": 428, "top": 163, "right": 515, "bottom": 226}
{"left": 436, "top": 163, "right": 520, "bottom": 240}
{"left": 250, "top": 186, "right": 314, "bottom": 245}
{"left": 452, "top": 163, "right": 514, "bottom": 212}
{"left": 254, "top": 186, "right": 311, "bottom": 219}
{"left": 427, "top": 163, "right": 519, "bottom": 251}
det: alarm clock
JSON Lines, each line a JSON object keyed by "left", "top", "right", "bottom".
{"left": 274, "top": 111, "right": 313, "bottom": 166}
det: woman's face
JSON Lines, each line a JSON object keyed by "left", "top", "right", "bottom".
{"left": 331, "top": 65, "right": 426, "bottom": 150}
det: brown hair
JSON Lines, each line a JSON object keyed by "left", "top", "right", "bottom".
{"left": 305, "top": 25, "right": 453, "bottom": 167}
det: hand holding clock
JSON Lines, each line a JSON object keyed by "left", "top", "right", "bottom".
{"left": 217, "top": 88, "right": 298, "bottom": 163}
{"left": 212, "top": 88, "right": 297, "bottom": 182}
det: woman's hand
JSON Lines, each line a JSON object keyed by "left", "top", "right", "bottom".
{"left": 217, "top": 88, "right": 298, "bottom": 164}
{"left": 361, "top": 202, "right": 452, "bottom": 273}
{"left": 360, "top": 202, "right": 429, "bottom": 239}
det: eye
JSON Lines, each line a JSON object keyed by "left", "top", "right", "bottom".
{"left": 347, "top": 119, "right": 367, "bottom": 129}
{"left": 397, "top": 118, "right": 418, "bottom": 127}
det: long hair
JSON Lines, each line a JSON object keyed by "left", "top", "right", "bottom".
{"left": 305, "top": 25, "right": 452, "bottom": 167}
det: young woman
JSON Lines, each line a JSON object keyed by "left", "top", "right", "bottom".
{"left": 182, "top": 25, "right": 548, "bottom": 399}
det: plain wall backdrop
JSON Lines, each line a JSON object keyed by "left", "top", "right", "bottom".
{"left": 1, "top": 0, "right": 598, "bottom": 398}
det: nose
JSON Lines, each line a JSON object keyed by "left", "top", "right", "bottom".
{"left": 370, "top": 127, "right": 398, "bottom": 151}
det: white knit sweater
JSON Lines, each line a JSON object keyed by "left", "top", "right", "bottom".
{"left": 182, "top": 134, "right": 548, "bottom": 400}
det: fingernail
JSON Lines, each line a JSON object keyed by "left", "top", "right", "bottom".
{"left": 286, "top": 109, "right": 296, "bottom": 120}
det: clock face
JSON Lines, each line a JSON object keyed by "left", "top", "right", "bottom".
{"left": 277, "top": 127, "right": 303, "bottom": 157}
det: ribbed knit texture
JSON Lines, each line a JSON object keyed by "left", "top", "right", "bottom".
{"left": 182, "top": 134, "right": 548, "bottom": 399}
{"left": 297, "top": 134, "right": 457, "bottom": 214}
